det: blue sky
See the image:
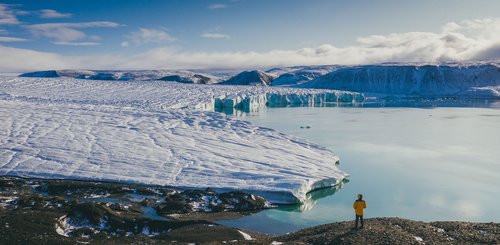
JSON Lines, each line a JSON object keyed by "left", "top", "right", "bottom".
{"left": 1, "top": 0, "right": 500, "bottom": 71}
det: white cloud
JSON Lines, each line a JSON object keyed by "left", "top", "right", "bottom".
{"left": 0, "top": 4, "right": 20, "bottom": 25}
{"left": 201, "top": 33, "right": 230, "bottom": 39}
{"left": 124, "top": 28, "right": 176, "bottom": 45}
{"left": 121, "top": 41, "right": 129, "bottom": 47}
{"left": 0, "top": 45, "right": 71, "bottom": 72}
{"left": 208, "top": 4, "right": 227, "bottom": 9}
{"left": 26, "top": 21, "right": 120, "bottom": 43}
{"left": 350, "top": 18, "right": 500, "bottom": 62}
{"left": 454, "top": 200, "right": 483, "bottom": 218}
{"left": 39, "top": 9, "right": 72, "bottom": 19}
{"left": 52, "top": 41, "right": 100, "bottom": 46}
{"left": 0, "top": 36, "right": 28, "bottom": 42}
{"left": 89, "top": 35, "right": 101, "bottom": 41}
{"left": 422, "top": 195, "right": 483, "bottom": 218}
{"left": 2, "top": 18, "right": 500, "bottom": 72}
{"left": 15, "top": 10, "right": 31, "bottom": 16}
{"left": 0, "top": 29, "right": 7, "bottom": 35}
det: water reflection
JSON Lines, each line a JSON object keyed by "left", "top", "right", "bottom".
{"left": 216, "top": 180, "right": 349, "bottom": 234}
{"left": 280, "top": 180, "right": 348, "bottom": 212}
{"left": 219, "top": 98, "right": 500, "bottom": 116}
{"left": 219, "top": 106, "right": 500, "bottom": 235}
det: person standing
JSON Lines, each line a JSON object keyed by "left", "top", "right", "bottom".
{"left": 353, "top": 194, "right": 366, "bottom": 229}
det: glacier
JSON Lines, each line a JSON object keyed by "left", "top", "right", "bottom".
{"left": 0, "top": 76, "right": 363, "bottom": 112}
{"left": 301, "top": 63, "right": 500, "bottom": 99}
{"left": 0, "top": 76, "right": 363, "bottom": 203}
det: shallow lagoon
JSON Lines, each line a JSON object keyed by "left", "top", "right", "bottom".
{"left": 218, "top": 105, "right": 500, "bottom": 235}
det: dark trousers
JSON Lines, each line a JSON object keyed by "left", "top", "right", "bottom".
{"left": 355, "top": 215, "right": 364, "bottom": 228}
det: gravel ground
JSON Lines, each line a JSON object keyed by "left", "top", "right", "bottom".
{"left": 275, "top": 217, "right": 500, "bottom": 245}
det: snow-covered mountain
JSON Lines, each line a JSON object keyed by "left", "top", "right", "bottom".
{"left": 266, "top": 65, "right": 340, "bottom": 77}
{"left": 269, "top": 65, "right": 341, "bottom": 87}
{"left": 300, "top": 63, "right": 500, "bottom": 98}
{"left": 218, "top": 70, "right": 275, "bottom": 86}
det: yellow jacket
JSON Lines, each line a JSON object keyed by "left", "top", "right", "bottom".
{"left": 353, "top": 199, "right": 366, "bottom": 216}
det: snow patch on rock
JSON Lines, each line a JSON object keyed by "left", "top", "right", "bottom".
{"left": 238, "top": 230, "right": 253, "bottom": 240}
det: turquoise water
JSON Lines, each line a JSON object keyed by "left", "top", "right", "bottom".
{"left": 218, "top": 106, "right": 500, "bottom": 235}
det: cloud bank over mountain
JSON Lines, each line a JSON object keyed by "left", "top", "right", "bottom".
{"left": 1, "top": 18, "right": 500, "bottom": 72}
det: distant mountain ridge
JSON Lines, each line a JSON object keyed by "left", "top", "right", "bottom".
{"left": 19, "top": 69, "right": 227, "bottom": 84}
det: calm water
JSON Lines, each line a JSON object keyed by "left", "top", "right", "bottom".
{"left": 218, "top": 106, "right": 500, "bottom": 235}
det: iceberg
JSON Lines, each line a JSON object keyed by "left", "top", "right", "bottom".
{"left": 0, "top": 76, "right": 361, "bottom": 203}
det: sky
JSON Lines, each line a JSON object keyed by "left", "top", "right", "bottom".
{"left": 1, "top": 0, "right": 500, "bottom": 72}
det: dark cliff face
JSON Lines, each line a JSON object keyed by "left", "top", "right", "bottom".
{"left": 301, "top": 64, "right": 500, "bottom": 96}
{"left": 159, "top": 75, "right": 186, "bottom": 82}
{"left": 219, "top": 70, "right": 274, "bottom": 86}
{"left": 193, "top": 74, "right": 212, "bottom": 84}
{"left": 159, "top": 74, "right": 215, "bottom": 84}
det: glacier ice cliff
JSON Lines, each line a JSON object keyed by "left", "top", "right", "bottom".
{"left": 212, "top": 90, "right": 364, "bottom": 113}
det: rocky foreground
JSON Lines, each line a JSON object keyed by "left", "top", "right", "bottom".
{"left": 276, "top": 217, "right": 500, "bottom": 245}
{"left": 1, "top": 177, "right": 499, "bottom": 244}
